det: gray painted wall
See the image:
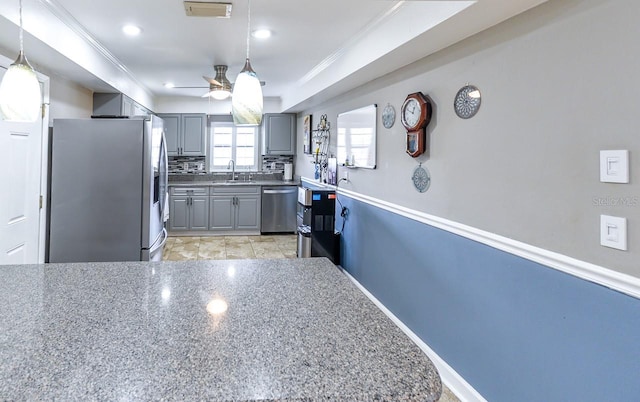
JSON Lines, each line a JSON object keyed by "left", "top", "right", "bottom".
{"left": 295, "top": 0, "right": 640, "bottom": 276}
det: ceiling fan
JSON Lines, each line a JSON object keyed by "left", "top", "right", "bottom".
{"left": 171, "top": 65, "right": 265, "bottom": 100}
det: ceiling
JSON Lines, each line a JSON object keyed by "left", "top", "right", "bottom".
{"left": 0, "top": 0, "right": 547, "bottom": 112}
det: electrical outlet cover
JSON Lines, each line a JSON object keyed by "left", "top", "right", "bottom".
{"left": 600, "top": 214, "right": 627, "bottom": 251}
{"left": 600, "top": 150, "right": 629, "bottom": 183}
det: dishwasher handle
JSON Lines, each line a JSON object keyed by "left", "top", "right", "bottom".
{"left": 263, "top": 188, "right": 297, "bottom": 195}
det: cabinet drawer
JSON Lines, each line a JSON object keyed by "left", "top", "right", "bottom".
{"left": 211, "top": 186, "right": 260, "bottom": 195}
{"left": 171, "top": 186, "right": 209, "bottom": 196}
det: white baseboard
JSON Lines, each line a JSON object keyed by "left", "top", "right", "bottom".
{"left": 340, "top": 267, "right": 487, "bottom": 402}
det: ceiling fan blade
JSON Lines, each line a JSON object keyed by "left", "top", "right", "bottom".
{"left": 203, "top": 76, "right": 222, "bottom": 86}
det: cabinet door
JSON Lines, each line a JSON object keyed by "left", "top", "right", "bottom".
{"left": 159, "top": 114, "right": 180, "bottom": 156}
{"left": 189, "top": 196, "right": 209, "bottom": 231}
{"left": 263, "top": 113, "right": 295, "bottom": 155}
{"left": 132, "top": 102, "right": 149, "bottom": 117}
{"left": 182, "top": 114, "right": 207, "bottom": 156}
{"left": 209, "top": 196, "right": 235, "bottom": 231}
{"left": 92, "top": 93, "right": 124, "bottom": 116}
{"left": 122, "top": 96, "right": 134, "bottom": 117}
{"left": 169, "top": 196, "right": 189, "bottom": 231}
{"left": 236, "top": 195, "right": 261, "bottom": 231}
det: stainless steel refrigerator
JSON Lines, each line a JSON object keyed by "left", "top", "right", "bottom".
{"left": 48, "top": 116, "right": 168, "bottom": 263}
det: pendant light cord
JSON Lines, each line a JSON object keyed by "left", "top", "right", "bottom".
{"left": 19, "top": 0, "right": 24, "bottom": 54}
{"left": 246, "top": 0, "right": 251, "bottom": 60}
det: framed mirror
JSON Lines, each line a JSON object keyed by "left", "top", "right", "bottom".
{"left": 337, "top": 104, "right": 377, "bottom": 169}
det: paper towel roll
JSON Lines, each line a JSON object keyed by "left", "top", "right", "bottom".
{"left": 284, "top": 163, "right": 293, "bottom": 181}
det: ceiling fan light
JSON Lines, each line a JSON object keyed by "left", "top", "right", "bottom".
{"left": 207, "top": 89, "right": 231, "bottom": 100}
{"left": 232, "top": 58, "right": 263, "bottom": 126}
{"left": 0, "top": 52, "right": 41, "bottom": 122}
{"left": 252, "top": 29, "right": 271, "bottom": 39}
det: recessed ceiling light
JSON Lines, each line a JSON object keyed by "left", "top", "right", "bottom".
{"left": 122, "top": 24, "right": 142, "bottom": 36}
{"left": 164, "top": 82, "right": 175, "bottom": 88}
{"left": 252, "top": 29, "right": 271, "bottom": 39}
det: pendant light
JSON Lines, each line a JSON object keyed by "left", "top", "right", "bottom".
{"left": 0, "top": 0, "right": 41, "bottom": 122}
{"left": 231, "top": 0, "right": 263, "bottom": 126}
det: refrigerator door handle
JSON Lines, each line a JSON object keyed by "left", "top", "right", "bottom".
{"left": 147, "top": 228, "right": 167, "bottom": 261}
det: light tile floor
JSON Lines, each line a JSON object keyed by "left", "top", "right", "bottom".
{"left": 163, "top": 235, "right": 297, "bottom": 261}
{"left": 162, "top": 234, "right": 459, "bottom": 402}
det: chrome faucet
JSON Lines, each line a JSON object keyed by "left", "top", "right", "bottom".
{"left": 227, "top": 159, "right": 236, "bottom": 181}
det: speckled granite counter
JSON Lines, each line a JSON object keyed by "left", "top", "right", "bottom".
{"left": 168, "top": 179, "right": 299, "bottom": 187}
{"left": 0, "top": 258, "right": 441, "bottom": 401}
{"left": 168, "top": 173, "right": 300, "bottom": 187}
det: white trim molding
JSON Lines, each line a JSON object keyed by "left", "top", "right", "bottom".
{"left": 341, "top": 268, "right": 487, "bottom": 402}
{"left": 301, "top": 176, "right": 640, "bottom": 300}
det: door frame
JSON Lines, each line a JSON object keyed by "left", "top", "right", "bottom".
{"left": 1, "top": 53, "right": 51, "bottom": 263}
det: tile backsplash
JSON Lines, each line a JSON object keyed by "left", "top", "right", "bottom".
{"left": 168, "top": 156, "right": 206, "bottom": 174}
{"left": 169, "top": 155, "right": 294, "bottom": 175}
{"left": 262, "top": 155, "right": 294, "bottom": 173}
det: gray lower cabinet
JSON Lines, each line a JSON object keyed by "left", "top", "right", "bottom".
{"left": 209, "top": 196, "right": 234, "bottom": 231}
{"left": 169, "top": 187, "right": 209, "bottom": 232}
{"left": 209, "top": 186, "right": 260, "bottom": 232}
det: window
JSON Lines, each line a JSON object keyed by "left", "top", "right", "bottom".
{"left": 209, "top": 122, "right": 259, "bottom": 171}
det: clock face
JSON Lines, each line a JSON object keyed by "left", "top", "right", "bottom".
{"left": 382, "top": 104, "right": 395, "bottom": 129}
{"left": 412, "top": 164, "right": 431, "bottom": 193}
{"left": 402, "top": 98, "right": 422, "bottom": 129}
{"left": 454, "top": 85, "right": 481, "bottom": 119}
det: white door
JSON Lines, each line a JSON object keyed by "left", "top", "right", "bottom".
{"left": 0, "top": 117, "right": 43, "bottom": 264}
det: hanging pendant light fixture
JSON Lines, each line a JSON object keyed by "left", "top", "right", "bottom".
{"left": 231, "top": 0, "right": 263, "bottom": 126}
{"left": 0, "top": 0, "right": 41, "bottom": 122}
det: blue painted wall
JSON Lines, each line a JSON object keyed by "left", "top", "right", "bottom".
{"left": 338, "top": 194, "right": 640, "bottom": 401}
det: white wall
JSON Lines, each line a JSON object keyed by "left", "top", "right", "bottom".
{"left": 295, "top": 0, "right": 640, "bottom": 276}
{"left": 154, "top": 95, "right": 282, "bottom": 115}
{"left": 48, "top": 75, "right": 92, "bottom": 125}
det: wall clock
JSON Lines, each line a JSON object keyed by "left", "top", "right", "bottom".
{"left": 401, "top": 92, "right": 432, "bottom": 157}
{"left": 382, "top": 103, "right": 395, "bottom": 129}
{"left": 412, "top": 163, "right": 431, "bottom": 193}
{"left": 454, "top": 85, "right": 481, "bottom": 119}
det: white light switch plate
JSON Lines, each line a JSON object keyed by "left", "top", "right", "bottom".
{"left": 600, "top": 215, "right": 627, "bottom": 251}
{"left": 600, "top": 150, "right": 629, "bottom": 183}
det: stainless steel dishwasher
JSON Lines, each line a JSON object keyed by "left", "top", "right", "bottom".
{"left": 261, "top": 186, "right": 298, "bottom": 233}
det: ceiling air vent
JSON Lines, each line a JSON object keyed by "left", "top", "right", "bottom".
{"left": 184, "top": 1, "right": 232, "bottom": 18}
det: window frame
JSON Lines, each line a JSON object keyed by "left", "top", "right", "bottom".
{"left": 208, "top": 121, "right": 260, "bottom": 171}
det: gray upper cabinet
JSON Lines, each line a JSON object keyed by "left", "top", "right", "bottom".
{"left": 159, "top": 113, "right": 206, "bottom": 156}
{"left": 93, "top": 92, "right": 151, "bottom": 117}
{"left": 262, "top": 113, "right": 296, "bottom": 155}
{"left": 182, "top": 114, "right": 207, "bottom": 156}
{"left": 161, "top": 114, "right": 180, "bottom": 155}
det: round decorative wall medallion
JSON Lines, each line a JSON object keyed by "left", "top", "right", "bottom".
{"left": 382, "top": 103, "right": 395, "bottom": 129}
{"left": 454, "top": 84, "right": 481, "bottom": 119}
{"left": 412, "top": 163, "right": 431, "bottom": 193}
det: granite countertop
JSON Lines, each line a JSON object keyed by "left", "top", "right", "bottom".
{"left": 168, "top": 179, "right": 299, "bottom": 187}
{"left": 0, "top": 258, "right": 441, "bottom": 401}
{"left": 168, "top": 174, "right": 300, "bottom": 187}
